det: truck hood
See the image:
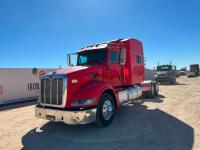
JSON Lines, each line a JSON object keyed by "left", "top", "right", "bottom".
{"left": 55, "top": 66, "right": 89, "bottom": 75}
{"left": 47, "top": 65, "right": 102, "bottom": 75}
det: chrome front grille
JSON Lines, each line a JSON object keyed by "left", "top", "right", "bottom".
{"left": 40, "top": 75, "right": 67, "bottom": 107}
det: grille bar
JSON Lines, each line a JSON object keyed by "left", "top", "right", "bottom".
{"left": 40, "top": 76, "right": 65, "bottom": 106}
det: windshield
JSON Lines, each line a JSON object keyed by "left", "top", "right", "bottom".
{"left": 77, "top": 50, "right": 107, "bottom": 65}
{"left": 157, "top": 65, "right": 172, "bottom": 71}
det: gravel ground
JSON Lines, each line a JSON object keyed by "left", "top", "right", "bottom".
{"left": 0, "top": 76, "right": 200, "bottom": 150}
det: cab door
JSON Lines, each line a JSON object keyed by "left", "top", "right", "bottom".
{"left": 108, "top": 48, "right": 122, "bottom": 87}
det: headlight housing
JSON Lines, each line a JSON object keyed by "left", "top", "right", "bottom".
{"left": 71, "top": 98, "right": 96, "bottom": 106}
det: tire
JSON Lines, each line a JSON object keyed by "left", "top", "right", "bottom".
{"left": 170, "top": 78, "right": 176, "bottom": 84}
{"left": 147, "top": 84, "right": 155, "bottom": 98}
{"left": 154, "top": 83, "right": 159, "bottom": 96}
{"left": 96, "top": 93, "right": 115, "bottom": 127}
{"left": 173, "top": 78, "right": 176, "bottom": 84}
{"left": 171, "top": 78, "right": 176, "bottom": 84}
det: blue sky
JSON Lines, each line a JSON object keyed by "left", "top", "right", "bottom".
{"left": 0, "top": 0, "right": 200, "bottom": 69}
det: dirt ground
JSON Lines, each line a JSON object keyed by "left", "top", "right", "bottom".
{"left": 0, "top": 76, "right": 200, "bottom": 150}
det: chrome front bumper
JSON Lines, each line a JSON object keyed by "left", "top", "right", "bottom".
{"left": 35, "top": 106, "right": 97, "bottom": 124}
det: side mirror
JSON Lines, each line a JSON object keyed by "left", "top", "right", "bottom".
{"left": 67, "top": 54, "right": 71, "bottom": 66}
{"left": 119, "top": 48, "right": 126, "bottom": 65}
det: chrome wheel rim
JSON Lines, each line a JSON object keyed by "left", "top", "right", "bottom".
{"left": 102, "top": 100, "right": 113, "bottom": 120}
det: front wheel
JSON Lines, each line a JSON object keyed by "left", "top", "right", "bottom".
{"left": 96, "top": 93, "right": 115, "bottom": 127}
{"left": 170, "top": 77, "right": 176, "bottom": 84}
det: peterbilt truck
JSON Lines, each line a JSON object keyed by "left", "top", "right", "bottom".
{"left": 35, "top": 38, "right": 159, "bottom": 127}
{"left": 155, "top": 65, "right": 177, "bottom": 84}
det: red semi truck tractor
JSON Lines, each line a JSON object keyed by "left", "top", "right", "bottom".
{"left": 35, "top": 38, "right": 159, "bottom": 127}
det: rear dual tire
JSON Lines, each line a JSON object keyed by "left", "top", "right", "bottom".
{"left": 145, "top": 82, "right": 159, "bottom": 98}
{"left": 154, "top": 83, "right": 159, "bottom": 96}
{"left": 147, "top": 84, "right": 155, "bottom": 98}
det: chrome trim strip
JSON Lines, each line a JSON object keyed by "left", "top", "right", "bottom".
{"left": 62, "top": 76, "right": 67, "bottom": 107}
{"left": 35, "top": 106, "right": 97, "bottom": 124}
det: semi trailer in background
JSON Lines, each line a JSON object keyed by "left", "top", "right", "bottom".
{"left": 0, "top": 68, "right": 55, "bottom": 105}
{"left": 35, "top": 38, "right": 159, "bottom": 127}
{"left": 187, "top": 64, "right": 199, "bottom": 77}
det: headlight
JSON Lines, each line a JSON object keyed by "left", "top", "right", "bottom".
{"left": 71, "top": 98, "right": 96, "bottom": 106}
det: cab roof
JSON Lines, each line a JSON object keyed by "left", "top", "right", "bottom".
{"left": 78, "top": 38, "right": 137, "bottom": 52}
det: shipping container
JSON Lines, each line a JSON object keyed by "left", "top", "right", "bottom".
{"left": 0, "top": 68, "right": 55, "bottom": 105}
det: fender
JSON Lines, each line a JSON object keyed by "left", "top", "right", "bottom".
{"left": 70, "top": 80, "right": 118, "bottom": 108}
